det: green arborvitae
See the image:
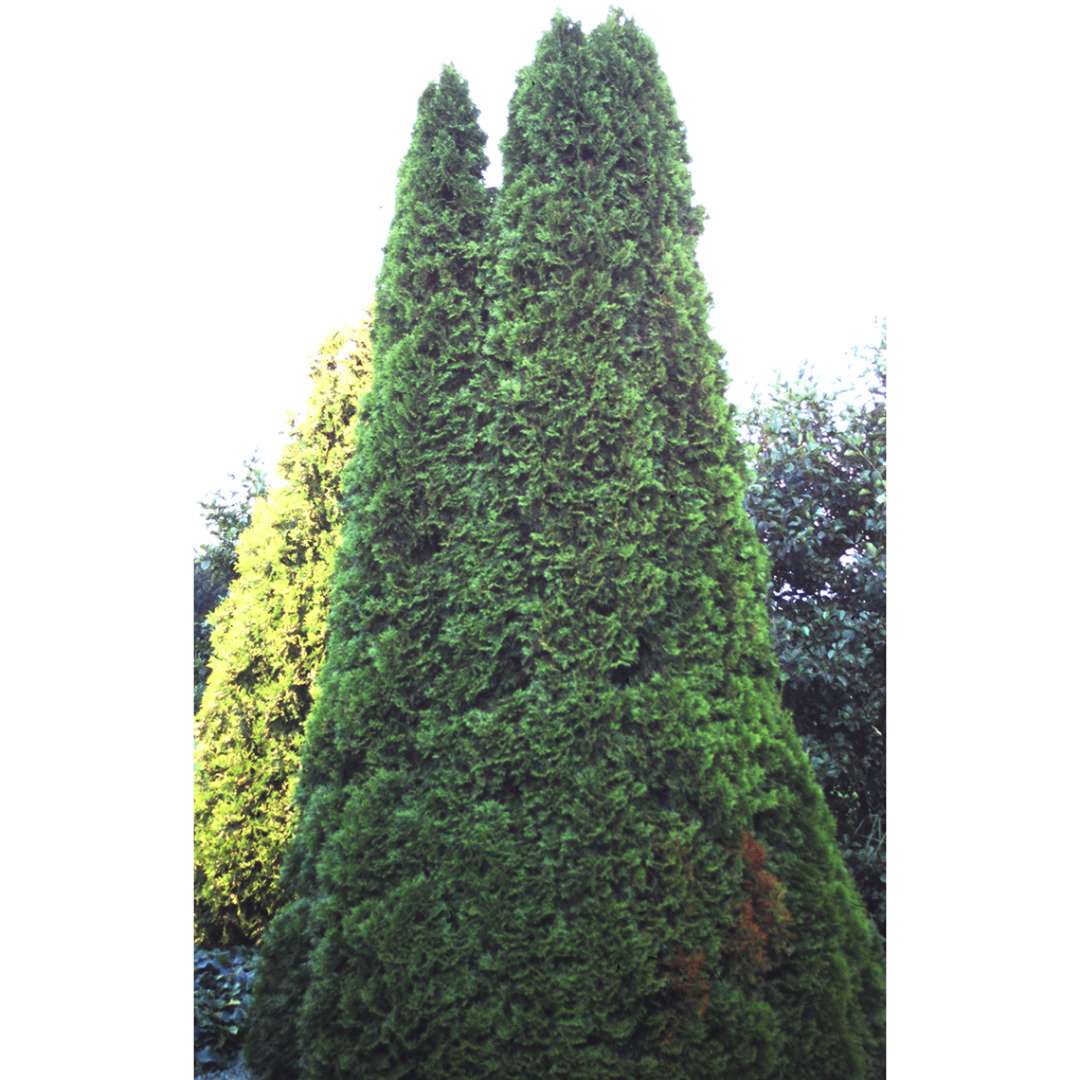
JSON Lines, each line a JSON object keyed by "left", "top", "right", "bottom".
{"left": 465, "top": 15, "right": 883, "bottom": 1076}
{"left": 245, "top": 67, "right": 494, "bottom": 1079}
{"left": 193, "top": 320, "right": 373, "bottom": 947}
{"left": 248, "top": 16, "right": 883, "bottom": 1079}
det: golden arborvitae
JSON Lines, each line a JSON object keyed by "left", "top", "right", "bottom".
{"left": 194, "top": 318, "right": 373, "bottom": 947}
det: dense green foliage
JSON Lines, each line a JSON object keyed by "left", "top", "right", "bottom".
{"left": 246, "top": 67, "right": 494, "bottom": 1079}
{"left": 743, "top": 340, "right": 886, "bottom": 933}
{"left": 194, "top": 946, "right": 256, "bottom": 1073}
{"left": 194, "top": 323, "right": 374, "bottom": 946}
{"left": 246, "top": 16, "right": 883, "bottom": 1079}
{"left": 194, "top": 458, "right": 267, "bottom": 710}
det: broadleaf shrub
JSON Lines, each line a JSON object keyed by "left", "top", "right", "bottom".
{"left": 194, "top": 946, "right": 256, "bottom": 1073}
{"left": 742, "top": 337, "right": 886, "bottom": 933}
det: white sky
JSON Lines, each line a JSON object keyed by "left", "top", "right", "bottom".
{"left": 184, "top": 1, "right": 891, "bottom": 543}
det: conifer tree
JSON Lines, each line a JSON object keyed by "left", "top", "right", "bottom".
{"left": 245, "top": 67, "right": 494, "bottom": 1078}
{"left": 194, "top": 456, "right": 268, "bottom": 710}
{"left": 247, "top": 17, "right": 883, "bottom": 1079}
{"left": 193, "top": 320, "right": 374, "bottom": 946}
{"left": 461, "top": 15, "right": 883, "bottom": 1076}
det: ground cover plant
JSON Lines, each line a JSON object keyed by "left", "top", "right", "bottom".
{"left": 241, "top": 13, "right": 883, "bottom": 1079}
{"left": 194, "top": 946, "right": 257, "bottom": 1073}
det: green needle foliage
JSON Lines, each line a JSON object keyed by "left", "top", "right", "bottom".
{"left": 193, "top": 320, "right": 374, "bottom": 947}
{"left": 457, "top": 15, "right": 882, "bottom": 1077}
{"left": 247, "top": 15, "right": 883, "bottom": 1079}
{"left": 245, "top": 67, "right": 495, "bottom": 1079}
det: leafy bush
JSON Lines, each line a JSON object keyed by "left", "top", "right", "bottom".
{"left": 194, "top": 946, "right": 256, "bottom": 1073}
{"left": 742, "top": 338, "right": 886, "bottom": 934}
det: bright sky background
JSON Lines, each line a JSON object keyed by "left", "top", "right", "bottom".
{"left": 186, "top": 0, "right": 889, "bottom": 543}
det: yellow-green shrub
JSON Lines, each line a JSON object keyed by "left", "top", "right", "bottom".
{"left": 194, "top": 322, "right": 373, "bottom": 946}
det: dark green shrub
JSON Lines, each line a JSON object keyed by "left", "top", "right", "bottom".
{"left": 245, "top": 66, "right": 493, "bottom": 1079}
{"left": 743, "top": 339, "right": 887, "bottom": 934}
{"left": 194, "top": 323, "right": 373, "bottom": 947}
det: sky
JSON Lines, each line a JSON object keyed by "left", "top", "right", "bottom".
{"left": 185, "top": 1, "right": 892, "bottom": 544}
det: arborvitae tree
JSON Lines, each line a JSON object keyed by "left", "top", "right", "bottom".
{"left": 248, "top": 17, "right": 883, "bottom": 1079}
{"left": 194, "top": 456, "right": 267, "bottom": 710}
{"left": 193, "top": 319, "right": 373, "bottom": 947}
{"left": 245, "top": 67, "right": 494, "bottom": 1078}
{"left": 456, "top": 15, "right": 883, "bottom": 1077}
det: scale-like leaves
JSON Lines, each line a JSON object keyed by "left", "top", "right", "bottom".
{"left": 194, "top": 322, "right": 373, "bottom": 947}
{"left": 243, "top": 17, "right": 883, "bottom": 1077}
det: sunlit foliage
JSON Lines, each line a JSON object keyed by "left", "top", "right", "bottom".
{"left": 194, "top": 321, "right": 373, "bottom": 946}
{"left": 194, "top": 457, "right": 267, "bottom": 710}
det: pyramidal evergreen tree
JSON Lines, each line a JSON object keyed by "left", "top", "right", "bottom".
{"left": 245, "top": 67, "right": 495, "bottom": 1078}
{"left": 193, "top": 319, "right": 374, "bottom": 946}
{"left": 469, "top": 14, "right": 883, "bottom": 1077}
{"left": 247, "top": 16, "right": 883, "bottom": 1079}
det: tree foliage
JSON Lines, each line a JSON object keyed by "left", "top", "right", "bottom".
{"left": 246, "top": 16, "right": 883, "bottom": 1078}
{"left": 194, "top": 321, "right": 374, "bottom": 947}
{"left": 245, "top": 67, "right": 494, "bottom": 1079}
{"left": 743, "top": 337, "right": 886, "bottom": 933}
{"left": 194, "top": 457, "right": 267, "bottom": 710}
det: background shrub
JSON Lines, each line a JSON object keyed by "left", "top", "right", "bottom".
{"left": 194, "top": 321, "right": 374, "bottom": 946}
{"left": 742, "top": 337, "right": 886, "bottom": 933}
{"left": 194, "top": 458, "right": 267, "bottom": 711}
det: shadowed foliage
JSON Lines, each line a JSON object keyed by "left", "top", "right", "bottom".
{"left": 743, "top": 341, "right": 887, "bottom": 935}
